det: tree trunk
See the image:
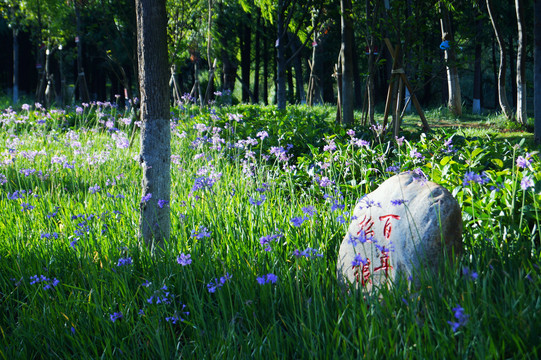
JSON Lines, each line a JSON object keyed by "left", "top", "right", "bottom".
{"left": 486, "top": 0, "right": 513, "bottom": 119}
{"left": 263, "top": 24, "right": 269, "bottom": 105}
{"left": 76, "top": 5, "right": 90, "bottom": 103}
{"left": 366, "top": 0, "right": 379, "bottom": 124}
{"left": 240, "top": 21, "right": 251, "bottom": 103}
{"left": 254, "top": 12, "right": 261, "bottom": 103}
{"left": 491, "top": 34, "right": 498, "bottom": 109}
{"left": 352, "top": 34, "right": 362, "bottom": 109}
{"left": 508, "top": 36, "right": 517, "bottom": 108}
{"left": 135, "top": 0, "right": 171, "bottom": 249}
{"left": 515, "top": 0, "right": 526, "bottom": 125}
{"left": 340, "top": 0, "right": 354, "bottom": 125}
{"left": 472, "top": 6, "right": 483, "bottom": 114}
{"left": 276, "top": 0, "right": 287, "bottom": 110}
{"left": 439, "top": 3, "right": 462, "bottom": 116}
{"left": 12, "top": 27, "right": 19, "bottom": 105}
{"left": 535, "top": 0, "right": 541, "bottom": 143}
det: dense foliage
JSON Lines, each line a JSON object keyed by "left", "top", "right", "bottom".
{"left": 0, "top": 103, "right": 539, "bottom": 358}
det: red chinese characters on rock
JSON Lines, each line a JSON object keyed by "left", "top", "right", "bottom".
{"left": 352, "top": 214, "right": 400, "bottom": 286}
{"left": 353, "top": 258, "right": 371, "bottom": 286}
{"left": 357, "top": 215, "right": 375, "bottom": 239}
{"left": 379, "top": 214, "right": 401, "bottom": 239}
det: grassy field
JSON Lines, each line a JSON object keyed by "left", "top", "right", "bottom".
{"left": 0, "top": 102, "right": 540, "bottom": 358}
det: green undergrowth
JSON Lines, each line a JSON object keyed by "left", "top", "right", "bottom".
{"left": 0, "top": 103, "right": 539, "bottom": 358}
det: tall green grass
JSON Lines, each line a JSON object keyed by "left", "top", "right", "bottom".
{"left": 0, "top": 102, "right": 539, "bottom": 358}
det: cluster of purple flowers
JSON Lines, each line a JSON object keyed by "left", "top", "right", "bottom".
{"left": 191, "top": 176, "right": 216, "bottom": 192}
{"left": 191, "top": 226, "right": 211, "bottom": 240}
{"left": 521, "top": 175, "right": 534, "bottom": 191}
{"left": 351, "top": 254, "right": 368, "bottom": 268}
{"left": 30, "top": 275, "right": 60, "bottom": 290}
{"left": 249, "top": 194, "right": 266, "bottom": 206}
{"left": 177, "top": 253, "right": 192, "bottom": 266}
{"left": 21, "top": 203, "right": 35, "bottom": 212}
{"left": 302, "top": 206, "right": 317, "bottom": 217}
{"left": 147, "top": 285, "right": 171, "bottom": 304}
{"left": 116, "top": 257, "right": 133, "bottom": 267}
{"left": 141, "top": 193, "right": 152, "bottom": 203}
{"left": 516, "top": 153, "right": 533, "bottom": 169}
{"left": 40, "top": 232, "right": 59, "bottom": 239}
{"left": 463, "top": 171, "right": 489, "bottom": 187}
{"left": 447, "top": 305, "right": 469, "bottom": 332}
{"left": 293, "top": 247, "right": 323, "bottom": 258}
{"left": 165, "top": 306, "right": 189, "bottom": 324}
{"left": 256, "top": 273, "right": 278, "bottom": 285}
{"left": 207, "top": 273, "right": 232, "bottom": 293}
{"left": 89, "top": 184, "right": 101, "bottom": 194}
{"left": 290, "top": 216, "right": 308, "bottom": 227}
{"left": 8, "top": 190, "right": 26, "bottom": 200}
{"left": 109, "top": 312, "right": 123, "bottom": 322}
{"left": 259, "top": 233, "right": 282, "bottom": 251}
{"left": 462, "top": 267, "right": 478, "bottom": 280}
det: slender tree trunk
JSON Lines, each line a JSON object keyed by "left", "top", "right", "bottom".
{"left": 535, "top": 0, "right": 541, "bottom": 143}
{"left": 515, "top": 0, "right": 526, "bottom": 125}
{"left": 254, "top": 12, "right": 261, "bottom": 103}
{"left": 263, "top": 24, "right": 269, "bottom": 105}
{"left": 135, "top": 0, "right": 171, "bottom": 249}
{"left": 240, "top": 21, "right": 251, "bottom": 103}
{"left": 491, "top": 34, "right": 498, "bottom": 108}
{"left": 340, "top": 0, "right": 354, "bottom": 125}
{"left": 12, "top": 27, "right": 19, "bottom": 105}
{"left": 366, "top": 0, "right": 379, "bottom": 124}
{"left": 508, "top": 36, "right": 517, "bottom": 108}
{"left": 473, "top": 5, "right": 483, "bottom": 114}
{"left": 276, "top": 0, "right": 287, "bottom": 110}
{"left": 352, "top": 34, "right": 362, "bottom": 109}
{"left": 76, "top": 5, "right": 90, "bottom": 103}
{"left": 440, "top": 2, "right": 462, "bottom": 116}
{"left": 486, "top": 0, "right": 513, "bottom": 119}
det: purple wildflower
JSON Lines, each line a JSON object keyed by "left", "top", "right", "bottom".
{"left": 191, "top": 226, "right": 211, "bottom": 239}
{"left": 117, "top": 257, "right": 133, "bottom": 267}
{"left": 521, "top": 175, "right": 534, "bottom": 190}
{"left": 391, "top": 199, "right": 408, "bottom": 206}
{"left": 110, "top": 312, "right": 123, "bottom": 322}
{"left": 141, "top": 193, "right": 152, "bottom": 203}
{"left": 249, "top": 194, "right": 266, "bottom": 206}
{"left": 290, "top": 216, "right": 308, "bottom": 227}
{"left": 516, "top": 155, "right": 532, "bottom": 169}
{"left": 302, "top": 206, "right": 316, "bottom": 217}
{"left": 157, "top": 199, "right": 169, "bottom": 208}
{"left": 177, "top": 253, "right": 192, "bottom": 266}
{"left": 447, "top": 305, "right": 469, "bottom": 332}
{"left": 351, "top": 254, "right": 368, "bottom": 268}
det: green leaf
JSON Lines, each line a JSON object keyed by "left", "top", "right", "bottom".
{"left": 491, "top": 158, "right": 504, "bottom": 168}
{"left": 440, "top": 156, "right": 451, "bottom": 166}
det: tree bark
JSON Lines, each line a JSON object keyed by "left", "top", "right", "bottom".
{"left": 75, "top": 5, "right": 90, "bottom": 103}
{"left": 486, "top": 0, "right": 513, "bottom": 119}
{"left": 254, "top": 12, "right": 261, "bottom": 103}
{"left": 472, "top": 5, "right": 483, "bottom": 114}
{"left": 135, "top": 0, "right": 171, "bottom": 249}
{"left": 534, "top": 0, "right": 541, "bottom": 144}
{"left": 340, "top": 0, "right": 354, "bottom": 125}
{"left": 276, "top": 0, "right": 287, "bottom": 110}
{"left": 515, "top": 0, "right": 526, "bottom": 125}
{"left": 240, "top": 21, "right": 252, "bottom": 103}
{"left": 12, "top": 27, "right": 19, "bottom": 105}
{"left": 439, "top": 2, "right": 462, "bottom": 116}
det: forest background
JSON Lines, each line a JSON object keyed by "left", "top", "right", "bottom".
{"left": 0, "top": 0, "right": 539, "bottom": 136}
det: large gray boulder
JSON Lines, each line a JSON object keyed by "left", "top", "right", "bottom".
{"left": 337, "top": 171, "right": 463, "bottom": 290}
